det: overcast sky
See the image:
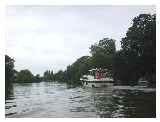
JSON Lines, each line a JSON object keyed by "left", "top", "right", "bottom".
{"left": 5, "top": 5, "right": 155, "bottom": 76}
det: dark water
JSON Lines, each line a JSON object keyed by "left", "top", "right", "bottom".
{"left": 5, "top": 82, "right": 156, "bottom": 118}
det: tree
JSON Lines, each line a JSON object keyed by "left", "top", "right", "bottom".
{"left": 121, "top": 14, "right": 156, "bottom": 85}
{"left": 43, "top": 70, "right": 49, "bottom": 80}
{"left": 113, "top": 50, "right": 131, "bottom": 85}
{"left": 90, "top": 38, "right": 116, "bottom": 56}
{"left": 32, "top": 74, "right": 41, "bottom": 82}
{"left": 52, "top": 56, "right": 92, "bottom": 84}
{"left": 43, "top": 70, "right": 55, "bottom": 81}
{"left": 54, "top": 70, "right": 66, "bottom": 82}
{"left": 69, "top": 56, "right": 92, "bottom": 82}
{"left": 5, "top": 55, "right": 15, "bottom": 98}
{"left": 50, "top": 70, "right": 54, "bottom": 80}
{"left": 5, "top": 55, "right": 15, "bottom": 83}
{"left": 16, "top": 69, "right": 34, "bottom": 83}
{"left": 90, "top": 38, "right": 116, "bottom": 74}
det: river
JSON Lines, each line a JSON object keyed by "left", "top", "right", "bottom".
{"left": 5, "top": 82, "right": 156, "bottom": 118}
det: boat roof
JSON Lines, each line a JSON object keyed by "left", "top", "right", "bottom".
{"left": 88, "top": 68, "right": 108, "bottom": 72}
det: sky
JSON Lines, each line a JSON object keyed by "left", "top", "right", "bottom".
{"left": 5, "top": 5, "right": 155, "bottom": 76}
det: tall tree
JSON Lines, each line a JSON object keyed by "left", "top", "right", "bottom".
{"left": 69, "top": 56, "right": 92, "bottom": 82}
{"left": 5, "top": 55, "right": 15, "bottom": 99}
{"left": 33, "top": 74, "right": 41, "bottom": 82}
{"left": 121, "top": 14, "right": 156, "bottom": 85}
{"left": 113, "top": 50, "right": 132, "bottom": 85}
{"left": 53, "top": 56, "right": 92, "bottom": 84}
{"left": 16, "top": 69, "right": 34, "bottom": 82}
{"left": 5, "top": 55, "right": 15, "bottom": 83}
{"left": 90, "top": 38, "right": 116, "bottom": 74}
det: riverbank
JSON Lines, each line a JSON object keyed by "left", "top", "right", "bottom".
{"left": 114, "top": 85, "right": 156, "bottom": 92}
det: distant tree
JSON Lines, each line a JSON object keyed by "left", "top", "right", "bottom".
{"left": 69, "top": 56, "right": 92, "bottom": 82}
{"left": 53, "top": 56, "right": 91, "bottom": 84}
{"left": 32, "top": 74, "right": 41, "bottom": 82}
{"left": 50, "top": 70, "right": 54, "bottom": 80}
{"left": 43, "top": 70, "right": 49, "bottom": 80}
{"left": 54, "top": 70, "right": 66, "bottom": 82}
{"left": 43, "top": 70, "right": 55, "bottom": 81}
{"left": 90, "top": 38, "right": 116, "bottom": 74}
{"left": 16, "top": 69, "right": 34, "bottom": 82}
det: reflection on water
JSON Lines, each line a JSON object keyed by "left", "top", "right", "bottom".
{"left": 5, "top": 82, "right": 156, "bottom": 118}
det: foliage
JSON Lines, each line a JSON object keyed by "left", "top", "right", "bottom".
{"left": 53, "top": 56, "right": 92, "bottom": 84}
{"left": 90, "top": 38, "right": 116, "bottom": 56}
{"left": 90, "top": 38, "right": 116, "bottom": 74}
{"left": 5, "top": 55, "right": 15, "bottom": 83}
{"left": 115, "top": 14, "right": 156, "bottom": 85}
{"left": 32, "top": 74, "right": 42, "bottom": 82}
{"left": 43, "top": 70, "right": 54, "bottom": 81}
{"left": 113, "top": 50, "right": 129, "bottom": 84}
{"left": 5, "top": 55, "right": 15, "bottom": 97}
{"left": 54, "top": 70, "right": 67, "bottom": 82}
{"left": 67, "top": 56, "right": 92, "bottom": 82}
{"left": 15, "top": 69, "right": 34, "bottom": 83}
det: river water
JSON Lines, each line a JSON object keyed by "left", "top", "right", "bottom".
{"left": 5, "top": 82, "right": 156, "bottom": 118}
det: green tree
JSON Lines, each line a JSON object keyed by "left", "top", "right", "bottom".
{"left": 90, "top": 38, "right": 116, "bottom": 74}
{"left": 50, "top": 70, "right": 54, "bottom": 80}
{"left": 5, "top": 55, "right": 15, "bottom": 83}
{"left": 32, "top": 74, "right": 41, "bottom": 82}
{"left": 120, "top": 14, "right": 156, "bottom": 85}
{"left": 43, "top": 70, "right": 49, "bottom": 80}
{"left": 54, "top": 70, "right": 66, "bottom": 82}
{"left": 69, "top": 56, "right": 91, "bottom": 83}
{"left": 53, "top": 56, "right": 92, "bottom": 84}
{"left": 16, "top": 69, "right": 34, "bottom": 83}
{"left": 43, "top": 70, "right": 55, "bottom": 81}
{"left": 113, "top": 50, "right": 131, "bottom": 85}
{"left": 5, "top": 55, "right": 15, "bottom": 98}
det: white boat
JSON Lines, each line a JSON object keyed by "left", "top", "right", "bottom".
{"left": 80, "top": 68, "right": 114, "bottom": 88}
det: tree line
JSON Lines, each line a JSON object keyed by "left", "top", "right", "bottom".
{"left": 5, "top": 13, "right": 156, "bottom": 87}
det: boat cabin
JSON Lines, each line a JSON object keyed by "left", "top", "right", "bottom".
{"left": 89, "top": 68, "right": 109, "bottom": 79}
{"left": 80, "top": 68, "right": 114, "bottom": 88}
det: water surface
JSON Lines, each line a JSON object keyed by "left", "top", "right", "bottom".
{"left": 5, "top": 82, "right": 156, "bottom": 118}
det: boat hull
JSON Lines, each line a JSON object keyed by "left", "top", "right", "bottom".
{"left": 82, "top": 80, "right": 113, "bottom": 88}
